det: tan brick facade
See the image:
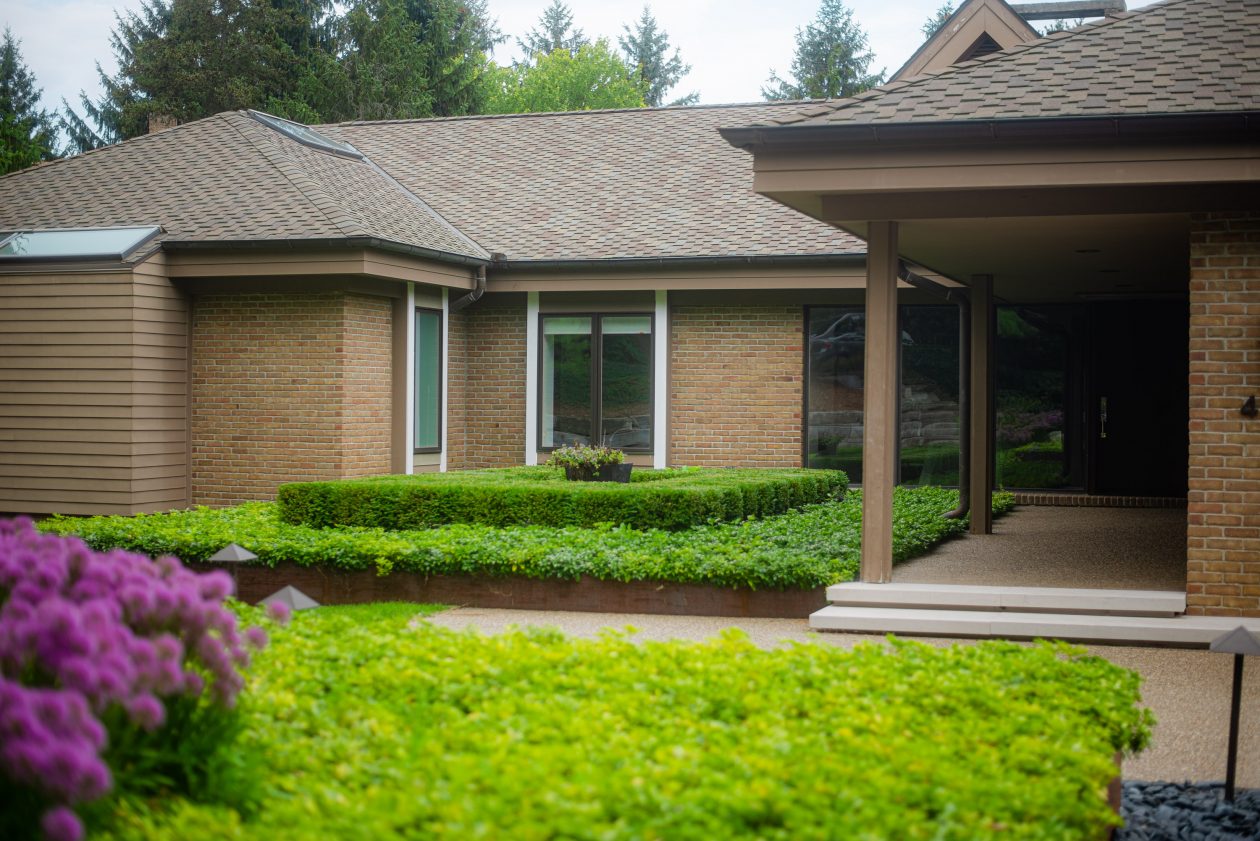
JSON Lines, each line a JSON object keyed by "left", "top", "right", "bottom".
{"left": 191, "top": 292, "right": 393, "bottom": 505}
{"left": 447, "top": 305, "right": 527, "bottom": 469}
{"left": 669, "top": 306, "right": 803, "bottom": 467}
{"left": 1187, "top": 211, "right": 1260, "bottom": 616}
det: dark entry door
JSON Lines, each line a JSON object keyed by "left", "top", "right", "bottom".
{"left": 1089, "top": 300, "right": 1189, "bottom": 497}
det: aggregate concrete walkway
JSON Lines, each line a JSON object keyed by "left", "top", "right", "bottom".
{"left": 894, "top": 506, "right": 1188, "bottom": 591}
{"left": 425, "top": 607, "right": 1260, "bottom": 787}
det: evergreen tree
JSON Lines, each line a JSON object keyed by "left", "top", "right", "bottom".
{"left": 62, "top": 0, "right": 323, "bottom": 149}
{"left": 0, "top": 28, "right": 58, "bottom": 174}
{"left": 618, "top": 6, "right": 696, "bottom": 107}
{"left": 763, "top": 0, "right": 883, "bottom": 101}
{"left": 922, "top": 2, "right": 956, "bottom": 39}
{"left": 484, "top": 39, "right": 644, "bottom": 114}
{"left": 517, "top": 1, "right": 587, "bottom": 60}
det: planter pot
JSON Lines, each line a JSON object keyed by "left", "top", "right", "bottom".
{"left": 564, "top": 463, "right": 633, "bottom": 483}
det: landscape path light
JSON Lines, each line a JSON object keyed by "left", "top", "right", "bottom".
{"left": 1209, "top": 625, "right": 1260, "bottom": 802}
{"left": 260, "top": 585, "right": 321, "bottom": 612}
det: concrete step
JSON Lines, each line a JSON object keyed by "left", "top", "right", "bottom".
{"left": 825, "top": 582, "right": 1185, "bottom": 617}
{"left": 810, "top": 605, "right": 1260, "bottom": 648}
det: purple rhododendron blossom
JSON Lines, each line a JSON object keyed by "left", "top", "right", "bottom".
{"left": 39, "top": 806, "right": 83, "bottom": 841}
{"left": 0, "top": 517, "right": 271, "bottom": 838}
{"left": 265, "top": 599, "right": 292, "bottom": 625}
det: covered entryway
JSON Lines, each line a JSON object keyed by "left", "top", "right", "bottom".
{"left": 720, "top": 0, "right": 1260, "bottom": 632}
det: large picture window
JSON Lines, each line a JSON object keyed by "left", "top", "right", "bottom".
{"left": 414, "top": 308, "right": 441, "bottom": 452}
{"left": 540, "top": 314, "right": 652, "bottom": 452}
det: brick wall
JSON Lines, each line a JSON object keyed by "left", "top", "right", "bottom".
{"left": 447, "top": 305, "right": 526, "bottom": 468}
{"left": 342, "top": 294, "right": 394, "bottom": 478}
{"left": 669, "top": 306, "right": 803, "bottom": 467}
{"left": 445, "top": 309, "right": 469, "bottom": 470}
{"left": 1187, "top": 211, "right": 1260, "bottom": 617}
{"left": 191, "top": 292, "right": 393, "bottom": 505}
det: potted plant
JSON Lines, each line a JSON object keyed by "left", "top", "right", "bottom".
{"left": 546, "top": 445, "right": 632, "bottom": 483}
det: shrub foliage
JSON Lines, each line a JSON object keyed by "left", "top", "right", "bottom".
{"left": 276, "top": 467, "right": 848, "bottom": 531}
{"left": 94, "top": 609, "right": 1152, "bottom": 839}
{"left": 43, "top": 488, "right": 1014, "bottom": 592}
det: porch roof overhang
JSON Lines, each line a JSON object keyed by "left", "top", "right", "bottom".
{"left": 721, "top": 110, "right": 1260, "bottom": 301}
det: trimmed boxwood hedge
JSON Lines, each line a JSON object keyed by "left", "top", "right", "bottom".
{"left": 88, "top": 607, "right": 1152, "bottom": 840}
{"left": 276, "top": 466, "right": 847, "bottom": 531}
{"left": 41, "top": 488, "right": 1015, "bottom": 591}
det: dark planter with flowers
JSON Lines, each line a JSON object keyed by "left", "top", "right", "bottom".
{"left": 548, "top": 445, "right": 630, "bottom": 482}
{"left": 564, "top": 463, "right": 633, "bottom": 483}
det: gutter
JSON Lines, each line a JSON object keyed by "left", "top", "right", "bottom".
{"left": 720, "top": 110, "right": 1260, "bottom": 152}
{"left": 494, "top": 253, "right": 866, "bottom": 272}
{"left": 898, "top": 262, "right": 971, "bottom": 521}
{"left": 160, "top": 236, "right": 493, "bottom": 269}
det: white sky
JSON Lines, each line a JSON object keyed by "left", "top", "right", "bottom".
{"left": 1, "top": 0, "right": 1136, "bottom": 117}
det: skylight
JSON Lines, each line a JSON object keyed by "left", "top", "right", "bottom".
{"left": 0, "top": 226, "right": 162, "bottom": 260}
{"left": 247, "top": 110, "right": 363, "bottom": 159}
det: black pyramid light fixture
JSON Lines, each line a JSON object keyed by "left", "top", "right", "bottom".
{"left": 1209, "top": 625, "right": 1260, "bottom": 802}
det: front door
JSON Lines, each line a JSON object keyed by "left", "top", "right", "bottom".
{"left": 1089, "top": 300, "right": 1189, "bottom": 497}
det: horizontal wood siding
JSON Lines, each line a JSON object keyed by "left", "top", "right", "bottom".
{"left": 0, "top": 261, "right": 190, "bottom": 515}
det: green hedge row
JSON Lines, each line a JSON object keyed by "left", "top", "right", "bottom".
{"left": 41, "top": 487, "right": 1015, "bottom": 591}
{"left": 276, "top": 467, "right": 848, "bottom": 531}
{"left": 91, "top": 608, "right": 1152, "bottom": 840}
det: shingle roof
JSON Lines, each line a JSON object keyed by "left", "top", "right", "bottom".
{"left": 758, "top": 0, "right": 1260, "bottom": 128}
{"left": 322, "top": 103, "right": 864, "bottom": 262}
{"left": 0, "top": 111, "right": 489, "bottom": 261}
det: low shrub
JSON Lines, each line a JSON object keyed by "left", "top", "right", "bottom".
{"left": 0, "top": 519, "right": 279, "bottom": 841}
{"left": 276, "top": 466, "right": 848, "bottom": 531}
{"left": 42, "top": 488, "right": 1015, "bottom": 592}
{"left": 94, "top": 610, "right": 1152, "bottom": 839}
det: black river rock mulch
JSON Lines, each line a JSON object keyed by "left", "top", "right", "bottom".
{"left": 1117, "top": 782, "right": 1260, "bottom": 840}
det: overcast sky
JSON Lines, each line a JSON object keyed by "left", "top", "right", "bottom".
{"left": 2, "top": 0, "right": 1124, "bottom": 118}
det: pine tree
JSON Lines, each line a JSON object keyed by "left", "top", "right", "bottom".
{"left": 922, "top": 2, "right": 956, "bottom": 39}
{"left": 0, "top": 28, "right": 58, "bottom": 173}
{"left": 517, "top": 1, "right": 587, "bottom": 60}
{"left": 618, "top": 6, "right": 696, "bottom": 107}
{"left": 763, "top": 0, "right": 883, "bottom": 101}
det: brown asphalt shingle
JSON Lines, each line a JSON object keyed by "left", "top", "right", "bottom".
{"left": 758, "top": 0, "right": 1260, "bottom": 127}
{"left": 322, "top": 103, "right": 864, "bottom": 262}
{"left": 0, "top": 112, "right": 489, "bottom": 261}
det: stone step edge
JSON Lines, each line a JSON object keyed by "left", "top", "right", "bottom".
{"left": 809, "top": 606, "right": 1259, "bottom": 648}
{"left": 825, "top": 582, "right": 1186, "bottom": 617}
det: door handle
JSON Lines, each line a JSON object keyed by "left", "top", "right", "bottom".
{"left": 1100, "top": 396, "right": 1108, "bottom": 439}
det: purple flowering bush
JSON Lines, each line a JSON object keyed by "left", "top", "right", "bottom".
{"left": 0, "top": 517, "right": 273, "bottom": 841}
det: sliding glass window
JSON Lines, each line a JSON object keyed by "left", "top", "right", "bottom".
{"left": 541, "top": 314, "right": 652, "bottom": 452}
{"left": 414, "top": 308, "right": 441, "bottom": 452}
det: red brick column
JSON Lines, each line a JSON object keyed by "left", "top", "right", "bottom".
{"left": 669, "top": 306, "right": 803, "bottom": 467}
{"left": 1187, "top": 211, "right": 1260, "bottom": 617}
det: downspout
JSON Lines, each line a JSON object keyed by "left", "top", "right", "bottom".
{"left": 897, "top": 263, "right": 970, "bottom": 520}
{"left": 449, "top": 264, "right": 487, "bottom": 313}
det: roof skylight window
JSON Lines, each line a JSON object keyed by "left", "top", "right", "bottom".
{"left": 0, "top": 226, "right": 162, "bottom": 260}
{"left": 247, "top": 110, "right": 363, "bottom": 159}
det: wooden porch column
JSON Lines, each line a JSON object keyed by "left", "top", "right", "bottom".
{"left": 860, "top": 221, "right": 899, "bottom": 582}
{"left": 969, "top": 273, "right": 995, "bottom": 535}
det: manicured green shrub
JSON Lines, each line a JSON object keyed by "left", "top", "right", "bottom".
{"left": 92, "top": 609, "right": 1151, "bottom": 840}
{"left": 276, "top": 467, "right": 848, "bottom": 531}
{"left": 41, "top": 488, "right": 1015, "bottom": 592}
